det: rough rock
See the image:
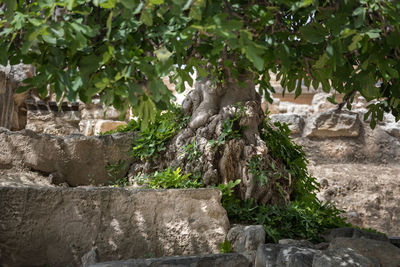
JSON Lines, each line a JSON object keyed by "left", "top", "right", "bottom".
{"left": 311, "top": 93, "right": 336, "bottom": 113}
{"left": 0, "top": 187, "right": 229, "bottom": 267}
{"left": 312, "top": 247, "right": 378, "bottom": 267}
{"left": 93, "top": 120, "right": 127, "bottom": 135}
{"left": 304, "top": 109, "right": 360, "bottom": 137}
{"left": 329, "top": 237, "right": 400, "bottom": 267}
{"left": 0, "top": 127, "right": 134, "bottom": 186}
{"left": 322, "top": 227, "right": 388, "bottom": 243}
{"left": 82, "top": 247, "right": 100, "bottom": 267}
{"left": 89, "top": 253, "right": 250, "bottom": 267}
{"left": 269, "top": 114, "right": 305, "bottom": 135}
{"left": 255, "top": 244, "right": 319, "bottom": 267}
{"left": 380, "top": 122, "right": 400, "bottom": 138}
{"left": 25, "top": 110, "right": 81, "bottom": 135}
{"left": 278, "top": 239, "right": 315, "bottom": 249}
{"left": 309, "top": 164, "right": 400, "bottom": 236}
{"left": 227, "top": 225, "right": 266, "bottom": 252}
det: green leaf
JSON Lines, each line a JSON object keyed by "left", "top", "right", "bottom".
{"left": 79, "top": 55, "right": 100, "bottom": 77}
{"left": 155, "top": 47, "right": 172, "bottom": 62}
{"left": 0, "top": 43, "right": 8, "bottom": 65}
{"left": 245, "top": 45, "right": 264, "bottom": 71}
{"left": 300, "top": 23, "right": 328, "bottom": 44}
{"left": 150, "top": 0, "right": 164, "bottom": 4}
{"left": 120, "top": 0, "right": 138, "bottom": 9}
{"left": 100, "top": 0, "right": 117, "bottom": 8}
{"left": 4, "top": 0, "right": 17, "bottom": 21}
{"left": 366, "top": 29, "right": 381, "bottom": 39}
{"left": 348, "top": 34, "right": 363, "bottom": 51}
{"left": 189, "top": 5, "right": 202, "bottom": 20}
{"left": 140, "top": 9, "right": 153, "bottom": 26}
{"left": 314, "top": 53, "right": 329, "bottom": 69}
{"left": 106, "top": 11, "right": 113, "bottom": 40}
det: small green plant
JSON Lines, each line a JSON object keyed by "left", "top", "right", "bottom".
{"left": 106, "top": 160, "right": 128, "bottom": 187}
{"left": 209, "top": 105, "right": 246, "bottom": 148}
{"left": 109, "top": 177, "right": 130, "bottom": 187}
{"left": 100, "top": 119, "right": 140, "bottom": 135}
{"left": 106, "top": 160, "right": 127, "bottom": 178}
{"left": 131, "top": 106, "right": 189, "bottom": 160}
{"left": 260, "top": 119, "right": 320, "bottom": 203}
{"left": 134, "top": 167, "right": 203, "bottom": 189}
{"left": 218, "top": 180, "right": 349, "bottom": 243}
{"left": 181, "top": 139, "right": 203, "bottom": 162}
{"left": 219, "top": 240, "right": 232, "bottom": 253}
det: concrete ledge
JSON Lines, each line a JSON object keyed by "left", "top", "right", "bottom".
{"left": 0, "top": 187, "right": 229, "bottom": 266}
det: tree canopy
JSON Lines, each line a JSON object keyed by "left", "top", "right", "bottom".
{"left": 1, "top": 0, "right": 399, "bottom": 127}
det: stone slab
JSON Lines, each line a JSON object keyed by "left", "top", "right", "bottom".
{"left": 89, "top": 253, "right": 250, "bottom": 267}
{"left": 0, "top": 187, "right": 229, "bottom": 267}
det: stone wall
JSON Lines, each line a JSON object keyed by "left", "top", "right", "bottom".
{"left": 268, "top": 93, "right": 400, "bottom": 164}
{"left": 0, "top": 187, "right": 229, "bottom": 266}
{"left": 268, "top": 93, "right": 400, "bottom": 236}
{"left": 0, "top": 128, "right": 134, "bottom": 186}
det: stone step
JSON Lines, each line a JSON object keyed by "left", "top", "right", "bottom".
{"left": 88, "top": 253, "right": 250, "bottom": 267}
{"left": 0, "top": 186, "right": 229, "bottom": 267}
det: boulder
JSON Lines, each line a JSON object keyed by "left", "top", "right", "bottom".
{"left": 304, "top": 109, "right": 360, "bottom": 137}
{"left": 255, "top": 244, "right": 318, "bottom": 267}
{"left": 0, "top": 128, "right": 134, "bottom": 185}
{"left": 329, "top": 237, "right": 400, "bottom": 267}
{"left": 312, "top": 247, "right": 378, "bottom": 267}
{"left": 227, "top": 225, "right": 266, "bottom": 252}
{"left": 89, "top": 253, "right": 250, "bottom": 267}
{"left": 269, "top": 114, "right": 305, "bottom": 135}
{"left": 0, "top": 187, "right": 229, "bottom": 267}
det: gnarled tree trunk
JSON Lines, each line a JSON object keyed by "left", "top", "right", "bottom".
{"left": 155, "top": 72, "right": 295, "bottom": 205}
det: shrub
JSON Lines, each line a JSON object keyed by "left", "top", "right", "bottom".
{"left": 134, "top": 167, "right": 203, "bottom": 189}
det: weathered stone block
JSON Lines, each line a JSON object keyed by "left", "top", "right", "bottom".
{"left": 269, "top": 114, "right": 305, "bottom": 135}
{"left": 0, "top": 187, "right": 229, "bottom": 267}
{"left": 0, "top": 128, "right": 134, "bottom": 185}
{"left": 304, "top": 109, "right": 360, "bottom": 137}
